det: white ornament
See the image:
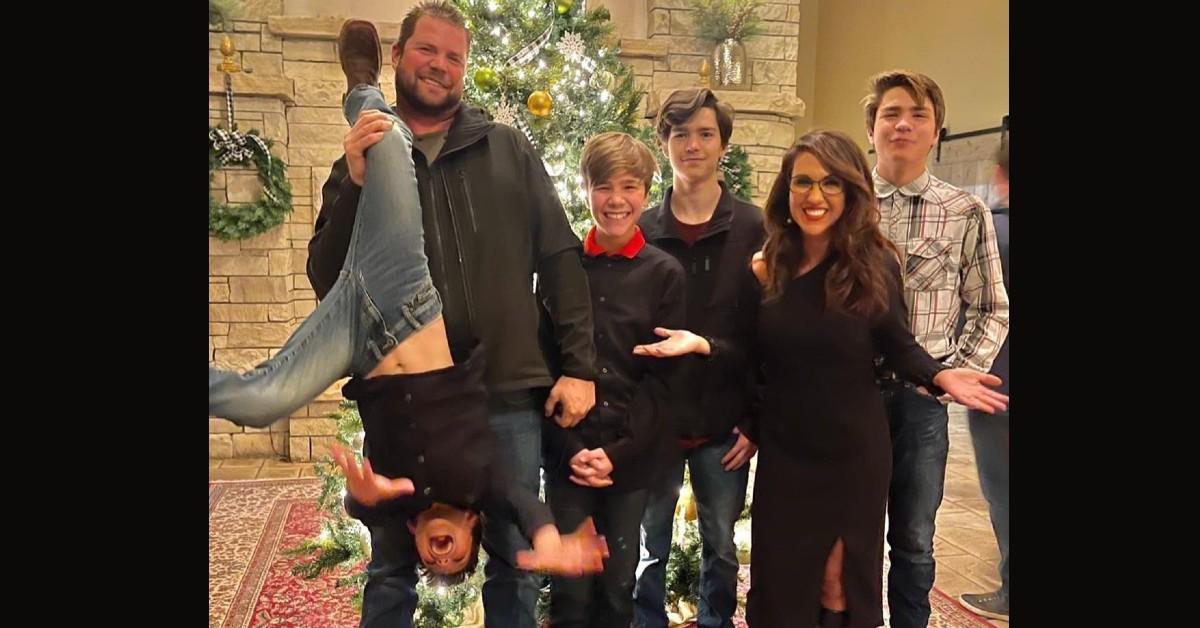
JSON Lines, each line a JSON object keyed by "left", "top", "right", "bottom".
{"left": 493, "top": 100, "right": 520, "bottom": 128}
{"left": 556, "top": 32, "right": 586, "bottom": 61}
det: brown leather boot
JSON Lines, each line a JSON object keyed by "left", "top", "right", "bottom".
{"left": 338, "top": 19, "right": 382, "bottom": 94}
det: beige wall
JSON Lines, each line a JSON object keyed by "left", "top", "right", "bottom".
{"left": 597, "top": 0, "right": 647, "bottom": 39}
{"left": 811, "top": 0, "right": 1008, "bottom": 152}
{"left": 795, "top": 0, "right": 819, "bottom": 133}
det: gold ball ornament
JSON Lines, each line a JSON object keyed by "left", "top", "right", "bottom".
{"left": 555, "top": 0, "right": 575, "bottom": 16}
{"left": 473, "top": 67, "right": 499, "bottom": 91}
{"left": 527, "top": 90, "right": 553, "bottom": 117}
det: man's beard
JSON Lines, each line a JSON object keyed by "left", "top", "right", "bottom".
{"left": 396, "top": 69, "right": 462, "bottom": 118}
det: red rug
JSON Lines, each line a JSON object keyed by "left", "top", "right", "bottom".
{"left": 210, "top": 478, "right": 363, "bottom": 627}
{"left": 210, "top": 478, "right": 993, "bottom": 627}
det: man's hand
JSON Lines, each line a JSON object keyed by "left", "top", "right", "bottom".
{"left": 545, "top": 376, "right": 596, "bottom": 428}
{"left": 343, "top": 111, "right": 396, "bottom": 186}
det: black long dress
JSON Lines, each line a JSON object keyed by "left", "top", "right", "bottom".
{"left": 746, "top": 255, "right": 943, "bottom": 628}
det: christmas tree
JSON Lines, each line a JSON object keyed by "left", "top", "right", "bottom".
{"left": 456, "top": 0, "right": 751, "bottom": 234}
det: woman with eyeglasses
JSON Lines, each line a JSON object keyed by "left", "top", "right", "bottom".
{"left": 744, "top": 130, "right": 1007, "bottom": 627}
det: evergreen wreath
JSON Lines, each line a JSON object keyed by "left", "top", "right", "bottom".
{"left": 209, "top": 126, "right": 293, "bottom": 241}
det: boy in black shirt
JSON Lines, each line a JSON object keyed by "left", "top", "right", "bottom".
{"left": 542, "top": 132, "right": 687, "bottom": 627}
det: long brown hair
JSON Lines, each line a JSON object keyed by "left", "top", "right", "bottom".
{"left": 760, "top": 130, "right": 898, "bottom": 320}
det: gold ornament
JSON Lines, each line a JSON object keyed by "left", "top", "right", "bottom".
{"left": 683, "top": 491, "right": 698, "bottom": 521}
{"left": 555, "top": 0, "right": 575, "bottom": 16}
{"left": 527, "top": 90, "right": 553, "bottom": 117}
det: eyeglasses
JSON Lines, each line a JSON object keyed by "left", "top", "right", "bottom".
{"left": 790, "top": 176, "right": 845, "bottom": 196}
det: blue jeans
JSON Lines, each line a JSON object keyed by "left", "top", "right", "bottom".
{"left": 360, "top": 518, "right": 420, "bottom": 628}
{"left": 209, "top": 85, "right": 441, "bottom": 427}
{"left": 967, "top": 408, "right": 1009, "bottom": 600}
{"left": 634, "top": 431, "right": 749, "bottom": 628}
{"left": 481, "top": 396, "right": 544, "bottom": 628}
{"left": 358, "top": 395, "right": 544, "bottom": 628}
{"left": 883, "top": 383, "right": 949, "bottom": 628}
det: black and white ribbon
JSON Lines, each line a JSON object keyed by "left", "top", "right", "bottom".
{"left": 505, "top": 14, "right": 555, "bottom": 67}
{"left": 209, "top": 127, "right": 279, "bottom": 202}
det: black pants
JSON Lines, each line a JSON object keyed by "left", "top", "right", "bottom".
{"left": 546, "top": 476, "right": 648, "bottom": 628}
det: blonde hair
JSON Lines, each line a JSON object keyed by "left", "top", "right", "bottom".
{"left": 579, "top": 132, "right": 658, "bottom": 193}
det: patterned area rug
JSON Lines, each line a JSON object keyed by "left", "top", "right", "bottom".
{"left": 209, "top": 479, "right": 992, "bottom": 627}
{"left": 210, "top": 478, "right": 362, "bottom": 627}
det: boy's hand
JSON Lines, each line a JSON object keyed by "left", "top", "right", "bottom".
{"left": 720, "top": 428, "right": 758, "bottom": 471}
{"left": 516, "top": 518, "right": 609, "bottom": 576}
{"left": 568, "top": 449, "right": 614, "bottom": 487}
{"left": 330, "top": 442, "right": 414, "bottom": 507}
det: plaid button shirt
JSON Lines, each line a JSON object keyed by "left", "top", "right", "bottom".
{"left": 874, "top": 169, "right": 1009, "bottom": 372}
